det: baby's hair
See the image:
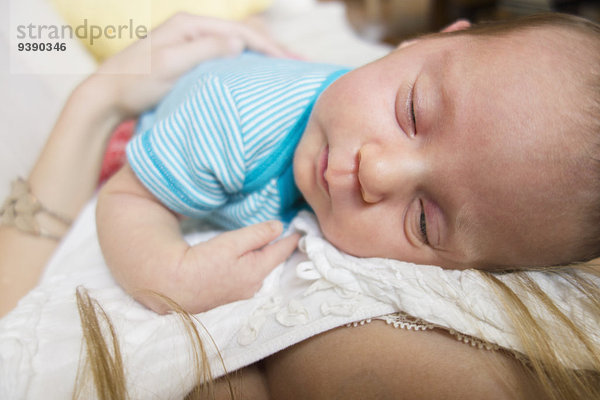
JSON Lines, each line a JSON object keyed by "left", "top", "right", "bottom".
{"left": 426, "top": 14, "right": 600, "bottom": 400}
{"left": 447, "top": 13, "right": 600, "bottom": 267}
{"left": 453, "top": 12, "right": 600, "bottom": 36}
{"left": 460, "top": 15, "right": 600, "bottom": 399}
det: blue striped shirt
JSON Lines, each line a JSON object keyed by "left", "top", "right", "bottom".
{"left": 127, "top": 52, "right": 348, "bottom": 229}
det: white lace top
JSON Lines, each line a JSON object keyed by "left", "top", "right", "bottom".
{"left": 0, "top": 203, "right": 597, "bottom": 399}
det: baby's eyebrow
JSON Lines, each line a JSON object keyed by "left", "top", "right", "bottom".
{"left": 436, "top": 50, "right": 459, "bottom": 123}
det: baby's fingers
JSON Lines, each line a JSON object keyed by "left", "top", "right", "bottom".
{"left": 210, "top": 221, "right": 300, "bottom": 296}
{"left": 240, "top": 233, "right": 301, "bottom": 278}
{"left": 215, "top": 220, "right": 284, "bottom": 255}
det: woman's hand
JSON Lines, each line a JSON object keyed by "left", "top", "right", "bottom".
{"left": 88, "top": 13, "right": 291, "bottom": 118}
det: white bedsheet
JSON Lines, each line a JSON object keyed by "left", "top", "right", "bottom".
{"left": 1, "top": 197, "right": 598, "bottom": 399}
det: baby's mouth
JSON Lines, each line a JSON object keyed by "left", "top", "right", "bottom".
{"left": 320, "top": 145, "right": 330, "bottom": 195}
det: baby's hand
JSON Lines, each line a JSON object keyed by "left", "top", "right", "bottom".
{"left": 164, "top": 221, "right": 300, "bottom": 314}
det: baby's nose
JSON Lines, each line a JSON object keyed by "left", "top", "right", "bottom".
{"left": 358, "top": 143, "right": 422, "bottom": 204}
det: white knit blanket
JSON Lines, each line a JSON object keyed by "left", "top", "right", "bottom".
{"left": 1, "top": 198, "right": 597, "bottom": 399}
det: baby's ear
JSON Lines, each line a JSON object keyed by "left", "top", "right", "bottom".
{"left": 441, "top": 19, "right": 471, "bottom": 33}
{"left": 396, "top": 19, "right": 472, "bottom": 50}
{"left": 397, "top": 39, "right": 418, "bottom": 50}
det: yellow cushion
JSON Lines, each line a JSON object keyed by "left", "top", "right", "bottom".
{"left": 50, "top": 0, "right": 272, "bottom": 61}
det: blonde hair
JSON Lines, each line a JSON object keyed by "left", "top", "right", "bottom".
{"left": 74, "top": 287, "right": 127, "bottom": 399}
{"left": 73, "top": 287, "right": 234, "bottom": 400}
{"left": 481, "top": 265, "right": 600, "bottom": 399}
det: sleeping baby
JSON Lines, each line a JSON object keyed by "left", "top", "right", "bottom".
{"left": 96, "top": 14, "right": 600, "bottom": 314}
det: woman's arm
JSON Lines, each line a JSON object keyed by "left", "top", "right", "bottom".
{"left": 0, "top": 78, "right": 122, "bottom": 317}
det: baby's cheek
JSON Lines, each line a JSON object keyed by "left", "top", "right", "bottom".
{"left": 293, "top": 159, "right": 312, "bottom": 206}
{"left": 318, "top": 216, "right": 399, "bottom": 260}
{"left": 318, "top": 217, "right": 363, "bottom": 255}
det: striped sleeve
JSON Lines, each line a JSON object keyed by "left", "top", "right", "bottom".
{"left": 126, "top": 74, "right": 245, "bottom": 218}
{"left": 207, "top": 180, "right": 283, "bottom": 229}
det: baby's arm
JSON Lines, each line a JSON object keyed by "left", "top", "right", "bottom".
{"left": 96, "top": 164, "right": 299, "bottom": 314}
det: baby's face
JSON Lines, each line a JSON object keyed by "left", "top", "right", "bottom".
{"left": 294, "top": 29, "right": 589, "bottom": 269}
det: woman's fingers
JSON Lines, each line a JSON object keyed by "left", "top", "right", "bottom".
{"left": 160, "top": 35, "right": 245, "bottom": 76}
{"left": 94, "top": 13, "right": 293, "bottom": 117}
{"left": 226, "top": 21, "right": 290, "bottom": 58}
{"left": 180, "top": 15, "right": 288, "bottom": 57}
{"left": 152, "top": 13, "right": 289, "bottom": 58}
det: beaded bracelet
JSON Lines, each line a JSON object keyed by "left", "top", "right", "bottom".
{"left": 0, "top": 178, "right": 72, "bottom": 241}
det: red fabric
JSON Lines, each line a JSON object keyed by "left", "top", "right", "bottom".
{"left": 98, "top": 119, "right": 136, "bottom": 185}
